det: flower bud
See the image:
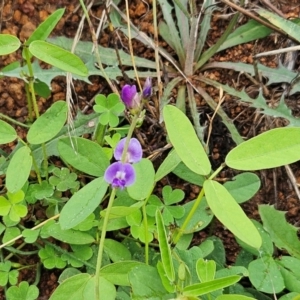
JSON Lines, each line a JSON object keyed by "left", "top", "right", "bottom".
{"left": 142, "top": 77, "right": 152, "bottom": 98}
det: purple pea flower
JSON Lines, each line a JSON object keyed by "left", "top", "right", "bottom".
{"left": 104, "top": 162, "right": 135, "bottom": 189}
{"left": 114, "top": 138, "right": 142, "bottom": 163}
{"left": 142, "top": 77, "right": 152, "bottom": 98}
{"left": 121, "top": 84, "right": 140, "bottom": 110}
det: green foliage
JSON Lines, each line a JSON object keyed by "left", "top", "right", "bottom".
{"left": 0, "top": 120, "right": 18, "bottom": 144}
{"left": 49, "top": 167, "right": 79, "bottom": 192}
{"left": 58, "top": 137, "right": 110, "bottom": 177}
{"left": 147, "top": 185, "right": 185, "bottom": 225}
{"left": 93, "top": 93, "right": 125, "bottom": 127}
{"left": 0, "top": 190, "right": 27, "bottom": 222}
{"left": 0, "top": 34, "right": 20, "bottom": 55}
{"left": 6, "top": 281, "right": 39, "bottom": 300}
{"left": 39, "top": 244, "right": 67, "bottom": 269}
{"left": 27, "top": 101, "right": 68, "bottom": 144}
{"left": 0, "top": 261, "right": 19, "bottom": 286}
{"left": 163, "top": 105, "right": 211, "bottom": 175}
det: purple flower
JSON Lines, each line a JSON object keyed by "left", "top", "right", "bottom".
{"left": 121, "top": 84, "right": 140, "bottom": 109}
{"left": 142, "top": 77, "right": 152, "bottom": 98}
{"left": 104, "top": 162, "right": 135, "bottom": 189}
{"left": 114, "top": 138, "right": 142, "bottom": 163}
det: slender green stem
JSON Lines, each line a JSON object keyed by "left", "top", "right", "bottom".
{"left": 33, "top": 263, "right": 41, "bottom": 286}
{"left": 142, "top": 204, "right": 149, "bottom": 265}
{"left": 173, "top": 187, "right": 205, "bottom": 244}
{"left": 25, "top": 83, "right": 33, "bottom": 122}
{"left": 95, "top": 188, "right": 117, "bottom": 299}
{"left": 0, "top": 113, "right": 30, "bottom": 128}
{"left": 173, "top": 164, "right": 225, "bottom": 244}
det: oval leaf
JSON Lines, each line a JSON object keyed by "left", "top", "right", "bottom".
{"left": 204, "top": 180, "right": 262, "bottom": 249}
{"left": 163, "top": 105, "right": 211, "bottom": 175}
{"left": 226, "top": 127, "right": 300, "bottom": 170}
{"left": 0, "top": 34, "right": 21, "bottom": 55}
{"left": 29, "top": 40, "right": 88, "bottom": 76}
{"left": 47, "top": 223, "right": 94, "bottom": 244}
{"left": 27, "top": 101, "right": 68, "bottom": 144}
{"left": 58, "top": 137, "right": 109, "bottom": 177}
{"left": 6, "top": 146, "right": 32, "bottom": 193}
{"left": 224, "top": 172, "right": 260, "bottom": 204}
{"left": 26, "top": 9, "right": 65, "bottom": 45}
{"left": 127, "top": 159, "right": 155, "bottom": 200}
{"left": 0, "top": 120, "right": 17, "bottom": 144}
{"left": 60, "top": 177, "right": 108, "bottom": 230}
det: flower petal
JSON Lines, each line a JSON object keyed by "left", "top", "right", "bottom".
{"left": 114, "top": 138, "right": 143, "bottom": 163}
{"left": 104, "top": 162, "right": 136, "bottom": 189}
{"left": 121, "top": 84, "right": 138, "bottom": 108}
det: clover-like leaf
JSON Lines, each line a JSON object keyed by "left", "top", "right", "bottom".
{"left": 30, "top": 181, "right": 54, "bottom": 200}
{"left": 0, "top": 191, "right": 28, "bottom": 222}
{"left": 93, "top": 93, "right": 125, "bottom": 127}
{"left": 146, "top": 185, "right": 185, "bottom": 225}
{"left": 6, "top": 281, "right": 39, "bottom": 300}
{"left": 38, "top": 244, "right": 67, "bottom": 269}
{"left": 126, "top": 209, "right": 156, "bottom": 243}
{"left": 49, "top": 167, "right": 79, "bottom": 192}
{"left": 0, "top": 261, "right": 18, "bottom": 286}
{"left": 22, "top": 229, "right": 40, "bottom": 243}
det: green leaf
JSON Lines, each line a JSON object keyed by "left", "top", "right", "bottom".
{"left": 277, "top": 256, "right": 300, "bottom": 293}
{"left": 218, "top": 20, "right": 272, "bottom": 52}
{"left": 163, "top": 105, "right": 211, "bottom": 175}
{"left": 176, "top": 197, "right": 213, "bottom": 233}
{"left": 60, "top": 177, "right": 108, "bottom": 230}
{"left": 196, "top": 258, "right": 216, "bottom": 282}
{"left": 58, "top": 137, "right": 109, "bottom": 177}
{"left": 39, "top": 244, "right": 67, "bottom": 269}
{"left": 127, "top": 159, "right": 155, "bottom": 200}
{"left": 27, "top": 101, "right": 68, "bottom": 144}
{"left": 22, "top": 229, "right": 40, "bottom": 244}
{"left": 0, "top": 34, "right": 20, "bottom": 55}
{"left": 6, "top": 281, "right": 39, "bottom": 300}
{"left": 6, "top": 146, "right": 32, "bottom": 193}
{"left": 45, "top": 223, "right": 95, "bottom": 244}
{"left": 156, "top": 210, "right": 175, "bottom": 282}
{"left": 236, "top": 220, "right": 273, "bottom": 257}
{"left": 129, "top": 264, "right": 172, "bottom": 299}
{"left": 49, "top": 274, "right": 116, "bottom": 300}
{"left": 157, "top": 0, "right": 185, "bottom": 66}
{"left": 100, "top": 261, "right": 143, "bottom": 286}
{"left": 93, "top": 93, "right": 125, "bottom": 127}
{"left": 256, "top": 8, "right": 300, "bottom": 43}
{"left": 259, "top": 205, "right": 300, "bottom": 259}
{"left": 155, "top": 149, "right": 181, "bottom": 182}
{"left": 0, "top": 195, "right": 11, "bottom": 216}
{"left": 248, "top": 256, "right": 284, "bottom": 293}
{"left": 0, "top": 120, "right": 17, "bottom": 144}
{"left": 104, "top": 239, "right": 131, "bottom": 262}
{"left": 204, "top": 180, "right": 262, "bottom": 249}
{"left": 226, "top": 127, "right": 300, "bottom": 170}
{"left": 224, "top": 173, "right": 260, "bottom": 204}
{"left": 172, "top": 162, "right": 205, "bottom": 186}
{"left": 29, "top": 41, "right": 88, "bottom": 77}
{"left": 25, "top": 9, "right": 65, "bottom": 45}
{"left": 183, "top": 275, "right": 241, "bottom": 297}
